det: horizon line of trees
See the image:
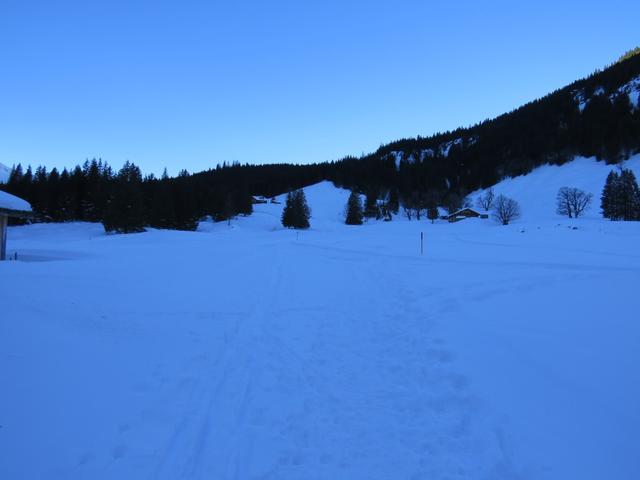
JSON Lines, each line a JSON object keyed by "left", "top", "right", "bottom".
{"left": 2, "top": 53, "right": 639, "bottom": 233}
{"left": 2, "top": 159, "right": 254, "bottom": 232}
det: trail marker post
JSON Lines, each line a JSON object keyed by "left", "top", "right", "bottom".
{"left": 420, "top": 232, "right": 424, "bottom": 255}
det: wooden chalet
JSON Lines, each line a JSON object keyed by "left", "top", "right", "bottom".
{"left": 0, "top": 190, "right": 33, "bottom": 260}
{"left": 446, "top": 208, "right": 489, "bottom": 223}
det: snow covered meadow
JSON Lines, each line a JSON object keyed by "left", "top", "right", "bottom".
{"left": 1, "top": 157, "right": 639, "bottom": 479}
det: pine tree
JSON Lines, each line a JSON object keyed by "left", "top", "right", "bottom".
{"left": 602, "top": 169, "right": 640, "bottom": 220}
{"left": 173, "top": 180, "right": 199, "bottom": 230}
{"left": 281, "top": 189, "right": 310, "bottom": 229}
{"left": 103, "top": 161, "right": 146, "bottom": 233}
{"left": 363, "top": 189, "right": 379, "bottom": 219}
{"left": 8, "top": 163, "right": 23, "bottom": 186}
{"left": 601, "top": 170, "right": 620, "bottom": 219}
{"left": 388, "top": 188, "right": 400, "bottom": 214}
{"left": 345, "top": 191, "right": 363, "bottom": 225}
{"left": 427, "top": 204, "right": 439, "bottom": 223}
{"left": 281, "top": 191, "right": 296, "bottom": 228}
{"left": 619, "top": 169, "right": 640, "bottom": 220}
{"left": 149, "top": 178, "right": 176, "bottom": 229}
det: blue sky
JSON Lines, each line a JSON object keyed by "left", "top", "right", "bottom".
{"left": 1, "top": 0, "right": 638, "bottom": 175}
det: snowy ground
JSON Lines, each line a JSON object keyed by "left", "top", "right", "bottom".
{"left": 1, "top": 157, "right": 639, "bottom": 479}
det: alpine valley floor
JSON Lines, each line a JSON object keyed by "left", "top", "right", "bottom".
{"left": 1, "top": 156, "right": 639, "bottom": 480}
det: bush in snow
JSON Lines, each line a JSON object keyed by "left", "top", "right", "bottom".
{"left": 556, "top": 187, "right": 593, "bottom": 218}
{"left": 492, "top": 195, "right": 521, "bottom": 225}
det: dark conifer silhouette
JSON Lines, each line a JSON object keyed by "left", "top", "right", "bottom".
{"left": 103, "top": 162, "right": 146, "bottom": 233}
{"left": 345, "top": 191, "right": 363, "bottom": 225}
{"left": 601, "top": 168, "right": 640, "bottom": 220}
{"left": 427, "top": 204, "right": 439, "bottom": 223}
{"left": 281, "top": 189, "right": 311, "bottom": 229}
{"left": 2, "top": 52, "right": 640, "bottom": 231}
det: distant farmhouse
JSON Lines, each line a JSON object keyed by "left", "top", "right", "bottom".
{"left": 0, "top": 190, "right": 32, "bottom": 260}
{"left": 251, "top": 196, "right": 268, "bottom": 204}
{"left": 444, "top": 208, "right": 489, "bottom": 223}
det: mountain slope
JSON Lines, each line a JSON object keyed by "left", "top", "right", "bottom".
{"left": 469, "top": 154, "right": 640, "bottom": 221}
{"left": 0, "top": 163, "right": 11, "bottom": 184}
{"left": 329, "top": 51, "right": 640, "bottom": 196}
{"left": 2, "top": 51, "right": 639, "bottom": 230}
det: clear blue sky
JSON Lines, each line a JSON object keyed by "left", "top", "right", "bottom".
{"left": 1, "top": 0, "right": 638, "bottom": 176}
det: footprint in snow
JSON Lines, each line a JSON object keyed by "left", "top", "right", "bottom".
{"left": 111, "top": 445, "right": 128, "bottom": 460}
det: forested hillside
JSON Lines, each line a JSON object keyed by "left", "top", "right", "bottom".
{"left": 329, "top": 49, "right": 640, "bottom": 198}
{"left": 2, "top": 50, "right": 639, "bottom": 231}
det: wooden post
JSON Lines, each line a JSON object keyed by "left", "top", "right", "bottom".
{"left": 0, "top": 214, "right": 7, "bottom": 261}
{"left": 420, "top": 231, "right": 423, "bottom": 255}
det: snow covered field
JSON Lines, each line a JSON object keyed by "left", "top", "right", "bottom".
{"left": 1, "top": 157, "right": 639, "bottom": 479}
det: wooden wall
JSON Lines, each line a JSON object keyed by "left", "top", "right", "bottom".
{"left": 0, "top": 214, "right": 7, "bottom": 261}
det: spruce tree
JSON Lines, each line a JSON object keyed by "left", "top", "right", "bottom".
{"left": 619, "top": 169, "right": 640, "bottom": 220}
{"left": 388, "top": 188, "right": 400, "bottom": 215}
{"left": 363, "top": 189, "right": 379, "bottom": 219}
{"left": 8, "top": 164, "right": 23, "bottom": 187}
{"left": 102, "top": 161, "right": 146, "bottom": 233}
{"left": 149, "top": 179, "right": 176, "bottom": 229}
{"left": 427, "top": 204, "right": 439, "bottom": 223}
{"left": 345, "top": 191, "right": 363, "bottom": 225}
{"left": 173, "top": 181, "right": 199, "bottom": 230}
{"left": 293, "top": 189, "right": 311, "bottom": 229}
{"left": 602, "top": 169, "right": 640, "bottom": 220}
{"left": 281, "top": 191, "right": 296, "bottom": 228}
{"left": 601, "top": 170, "right": 620, "bottom": 219}
{"left": 281, "top": 189, "right": 310, "bottom": 229}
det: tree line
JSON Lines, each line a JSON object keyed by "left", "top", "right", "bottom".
{"left": 1, "top": 51, "right": 639, "bottom": 233}
{"left": 3, "top": 159, "right": 253, "bottom": 232}
{"left": 328, "top": 52, "right": 640, "bottom": 206}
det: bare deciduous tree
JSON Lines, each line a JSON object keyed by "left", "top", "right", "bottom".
{"left": 476, "top": 187, "right": 495, "bottom": 211}
{"left": 493, "top": 195, "right": 521, "bottom": 225}
{"left": 556, "top": 187, "right": 593, "bottom": 218}
{"left": 403, "top": 205, "right": 413, "bottom": 220}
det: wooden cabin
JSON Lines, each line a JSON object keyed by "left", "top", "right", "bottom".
{"left": 0, "top": 190, "right": 32, "bottom": 260}
{"left": 446, "top": 208, "right": 489, "bottom": 223}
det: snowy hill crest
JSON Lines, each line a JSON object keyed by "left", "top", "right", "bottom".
{"left": 0, "top": 162, "right": 11, "bottom": 184}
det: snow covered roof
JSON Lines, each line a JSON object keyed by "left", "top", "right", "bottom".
{"left": 447, "top": 207, "right": 482, "bottom": 217}
{"left": 0, "top": 189, "right": 32, "bottom": 214}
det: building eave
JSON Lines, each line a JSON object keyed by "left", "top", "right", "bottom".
{"left": 0, "top": 207, "right": 35, "bottom": 218}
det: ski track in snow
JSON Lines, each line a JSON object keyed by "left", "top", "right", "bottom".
{"left": 143, "top": 242, "right": 505, "bottom": 480}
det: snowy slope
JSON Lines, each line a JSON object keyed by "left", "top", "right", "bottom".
{"left": 0, "top": 189, "right": 32, "bottom": 212}
{"left": 197, "top": 181, "right": 352, "bottom": 235}
{"left": 0, "top": 162, "right": 11, "bottom": 184}
{"left": 1, "top": 157, "right": 640, "bottom": 480}
{"left": 470, "top": 155, "right": 640, "bottom": 221}
{"left": 276, "top": 181, "right": 352, "bottom": 228}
